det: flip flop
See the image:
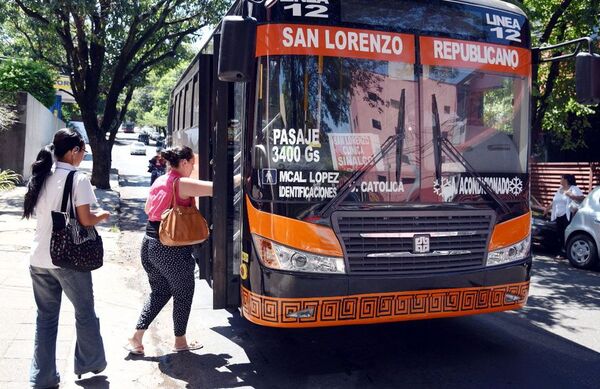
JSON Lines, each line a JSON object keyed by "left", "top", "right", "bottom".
{"left": 172, "top": 341, "right": 203, "bottom": 353}
{"left": 124, "top": 342, "right": 145, "bottom": 355}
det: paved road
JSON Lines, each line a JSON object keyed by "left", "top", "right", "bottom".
{"left": 107, "top": 134, "right": 600, "bottom": 388}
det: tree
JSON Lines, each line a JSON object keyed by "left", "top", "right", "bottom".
{"left": 520, "top": 0, "right": 600, "bottom": 156}
{"left": 126, "top": 85, "right": 155, "bottom": 124}
{"left": 62, "top": 103, "right": 82, "bottom": 123}
{"left": 11, "top": 0, "right": 230, "bottom": 188}
{"left": 0, "top": 105, "right": 18, "bottom": 132}
{"left": 0, "top": 58, "right": 56, "bottom": 107}
{"left": 132, "top": 64, "right": 186, "bottom": 129}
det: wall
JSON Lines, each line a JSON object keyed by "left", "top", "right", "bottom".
{"left": 23, "top": 93, "right": 64, "bottom": 180}
{"left": 531, "top": 162, "right": 600, "bottom": 207}
{"left": 0, "top": 92, "right": 64, "bottom": 181}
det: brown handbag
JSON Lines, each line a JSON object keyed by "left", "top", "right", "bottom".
{"left": 159, "top": 178, "right": 209, "bottom": 246}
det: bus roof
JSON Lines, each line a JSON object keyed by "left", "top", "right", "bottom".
{"left": 171, "top": 0, "right": 527, "bottom": 100}
{"left": 452, "top": 0, "right": 527, "bottom": 16}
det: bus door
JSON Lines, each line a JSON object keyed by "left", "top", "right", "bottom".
{"left": 194, "top": 53, "right": 214, "bottom": 289}
{"left": 207, "top": 34, "right": 243, "bottom": 309}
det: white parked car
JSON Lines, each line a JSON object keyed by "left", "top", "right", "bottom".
{"left": 130, "top": 141, "right": 147, "bottom": 155}
{"left": 565, "top": 186, "right": 600, "bottom": 269}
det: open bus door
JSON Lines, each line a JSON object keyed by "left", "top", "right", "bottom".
{"left": 195, "top": 36, "right": 241, "bottom": 310}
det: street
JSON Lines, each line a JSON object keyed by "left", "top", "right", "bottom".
{"left": 110, "top": 134, "right": 600, "bottom": 388}
{"left": 1, "top": 133, "right": 600, "bottom": 388}
{"left": 2, "top": 0, "right": 600, "bottom": 387}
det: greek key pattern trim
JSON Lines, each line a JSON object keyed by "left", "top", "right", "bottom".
{"left": 241, "top": 282, "right": 529, "bottom": 327}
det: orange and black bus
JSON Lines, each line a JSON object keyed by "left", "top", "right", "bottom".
{"left": 168, "top": 0, "right": 598, "bottom": 327}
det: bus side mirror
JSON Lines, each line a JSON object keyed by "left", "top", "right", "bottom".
{"left": 218, "top": 16, "right": 257, "bottom": 83}
{"left": 576, "top": 53, "right": 600, "bottom": 105}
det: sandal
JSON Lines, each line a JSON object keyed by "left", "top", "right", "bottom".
{"left": 172, "top": 341, "right": 203, "bottom": 353}
{"left": 124, "top": 340, "right": 145, "bottom": 355}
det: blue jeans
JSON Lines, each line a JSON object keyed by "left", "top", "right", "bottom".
{"left": 29, "top": 266, "right": 106, "bottom": 388}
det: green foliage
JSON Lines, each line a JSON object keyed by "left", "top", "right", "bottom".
{"left": 543, "top": 97, "right": 595, "bottom": 150}
{"left": 0, "top": 59, "right": 56, "bottom": 107}
{"left": 130, "top": 64, "right": 187, "bottom": 128}
{"left": 0, "top": 169, "right": 20, "bottom": 191}
{"left": 522, "top": 0, "right": 600, "bottom": 152}
{"left": 126, "top": 84, "right": 155, "bottom": 124}
{"left": 62, "top": 103, "right": 82, "bottom": 123}
{"left": 0, "top": 104, "right": 18, "bottom": 131}
{"left": 483, "top": 79, "right": 515, "bottom": 134}
{"left": 6, "top": 0, "right": 231, "bottom": 188}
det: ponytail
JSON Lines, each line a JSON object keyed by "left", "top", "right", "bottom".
{"left": 23, "top": 144, "right": 54, "bottom": 219}
{"left": 22, "top": 127, "right": 83, "bottom": 219}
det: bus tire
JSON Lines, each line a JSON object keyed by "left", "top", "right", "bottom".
{"left": 566, "top": 233, "right": 598, "bottom": 269}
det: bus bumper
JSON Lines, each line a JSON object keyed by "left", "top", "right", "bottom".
{"left": 240, "top": 257, "right": 531, "bottom": 328}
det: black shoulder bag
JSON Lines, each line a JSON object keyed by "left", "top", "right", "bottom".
{"left": 50, "top": 171, "right": 103, "bottom": 271}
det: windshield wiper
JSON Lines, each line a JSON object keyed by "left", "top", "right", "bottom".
{"left": 395, "top": 89, "right": 406, "bottom": 182}
{"left": 431, "top": 94, "right": 511, "bottom": 214}
{"left": 318, "top": 90, "right": 406, "bottom": 218}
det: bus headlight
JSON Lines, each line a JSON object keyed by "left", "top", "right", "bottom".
{"left": 252, "top": 234, "right": 346, "bottom": 274}
{"left": 486, "top": 235, "right": 531, "bottom": 266}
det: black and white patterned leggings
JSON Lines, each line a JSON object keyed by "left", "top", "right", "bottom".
{"left": 136, "top": 235, "right": 195, "bottom": 337}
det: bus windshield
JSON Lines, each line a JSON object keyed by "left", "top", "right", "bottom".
{"left": 253, "top": 55, "right": 418, "bottom": 204}
{"left": 252, "top": 54, "right": 529, "bottom": 206}
{"left": 422, "top": 64, "right": 530, "bottom": 203}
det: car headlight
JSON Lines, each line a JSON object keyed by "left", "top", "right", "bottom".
{"left": 252, "top": 234, "right": 346, "bottom": 274}
{"left": 486, "top": 235, "right": 531, "bottom": 266}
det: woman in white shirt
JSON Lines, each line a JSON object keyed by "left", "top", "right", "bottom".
{"left": 23, "top": 128, "right": 110, "bottom": 388}
{"left": 544, "top": 174, "right": 585, "bottom": 251}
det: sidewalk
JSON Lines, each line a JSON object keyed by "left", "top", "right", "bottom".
{"left": 0, "top": 164, "right": 239, "bottom": 388}
{"left": 0, "top": 170, "right": 121, "bottom": 388}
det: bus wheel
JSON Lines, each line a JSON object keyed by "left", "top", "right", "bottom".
{"left": 566, "top": 234, "right": 598, "bottom": 269}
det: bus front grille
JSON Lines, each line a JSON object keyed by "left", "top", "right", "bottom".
{"left": 331, "top": 210, "right": 495, "bottom": 275}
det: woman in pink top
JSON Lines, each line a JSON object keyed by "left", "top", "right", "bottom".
{"left": 127, "top": 146, "right": 212, "bottom": 354}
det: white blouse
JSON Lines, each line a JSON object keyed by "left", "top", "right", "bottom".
{"left": 551, "top": 185, "right": 583, "bottom": 221}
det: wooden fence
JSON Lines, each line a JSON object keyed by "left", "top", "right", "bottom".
{"left": 530, "top": 162, "right": 600, "bottom": 207}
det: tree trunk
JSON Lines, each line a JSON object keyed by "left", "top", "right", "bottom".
{"left": 80, "top": 108, "right": 114, "bottom": 189}
{"left": 91, "top": 140, "right": 112, "bottom": 189}
{"left": 531, "top": 22, "right": 567, "bottom": 160}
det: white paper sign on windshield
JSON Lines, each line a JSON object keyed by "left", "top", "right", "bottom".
{"left": 327, "top": 133, "right": 384, "bottom": 171}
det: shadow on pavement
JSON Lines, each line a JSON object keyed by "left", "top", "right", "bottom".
{"left": 118, "top": 198, "right": 147, "bottom": 232}
{"left": 119, "top": 174, "right": 149, "bottom": 188}
{"left": 522, "top": 247, "right": 600, "bottom": 331}
{"left": 73, "top": 374, "right": 109, "bottom": 389}
{"left": 117, "top": 174, "right": 149, "bottom": 232}
{"left": 157, "top": 352, "right": 238, "bottom": 388}
{"left": 0, "top": 195, "right": 24, "bottom": 215}
{"left": 147, "top": 311, "right": 600, "bottom": 388}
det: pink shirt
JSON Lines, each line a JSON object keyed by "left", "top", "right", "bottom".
{"left": 146, "top": 170, "right": 193, "bottom": 222}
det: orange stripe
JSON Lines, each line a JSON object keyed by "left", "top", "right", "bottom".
{"left": 241, "top": 282, "right": 529, "bottom": 328}
{"left": 256, "top": 24, "right": 416, "bottom": 63}
{"left": 488, "top": 212, "right": 531, "bottom": 251}
{"left": 420, "top": 36, "right": 531, "bottom": 77}
{"left": 246, "top": 196, "right": 343, "bottom": 257}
